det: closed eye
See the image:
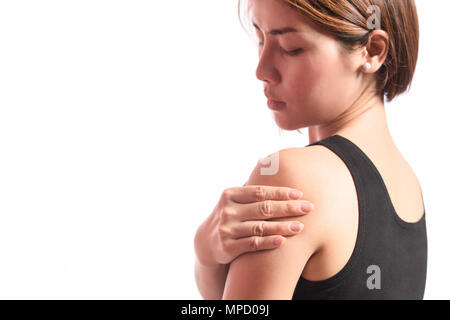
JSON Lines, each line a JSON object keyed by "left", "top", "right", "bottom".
{"left": 284, "top": 48, "right": 303, "bottom": 56}
{"left": 258, "top": 41, "right": 303, "bottom": 56}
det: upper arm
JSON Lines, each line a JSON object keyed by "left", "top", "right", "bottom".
{"left": 222, "top": 147, "right": 333, "bottom": 300}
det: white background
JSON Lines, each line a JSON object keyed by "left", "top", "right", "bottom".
{"left": 0, "top": 0, "right": 448, "bottom": 299}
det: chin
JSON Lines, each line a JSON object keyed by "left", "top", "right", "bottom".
{"left": 273, "top": 117, "right": 303, "bottom": 131}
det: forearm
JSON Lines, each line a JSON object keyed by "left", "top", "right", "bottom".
{"left": 194, "top": 222, "right": 230, "bottom": 299}
{"left": 195, "top": 258, "right": 230, "bottom": 300}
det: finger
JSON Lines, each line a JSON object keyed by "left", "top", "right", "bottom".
{"left": 232, "top": 235, "right": 287, "bottom": 256}
{"left": 224, "top": 185, "right": 304, "bottom": 204}
{"left": 238, "top": 199, "right": 314, "bottom": 221}
{"left": 231, "top": 220, "right": 304, "bottom": 238}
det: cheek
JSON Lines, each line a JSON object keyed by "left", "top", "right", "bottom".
{"left": 285, "top": 48, "right": 353, "bottom": 114}
{"left": 284, "top": 57, "right": 321, "bottom": 99}
{"left": 312, "top": 60, "right": 348, "bottom": 99}
{"left": 283, "top": 52, "right": 332, "bottom": 104}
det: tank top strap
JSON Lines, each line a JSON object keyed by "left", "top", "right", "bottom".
{"left": 293, "top": 134, "right": 427, "bottom": 299}
{"left": 305, "top": 134, "right": 391, "bottom": 216}
{"left": 306, "top": 134, "right": 425, "bottom": 230}
{"left": 305, "top": 134, "right": 382, "bottom": 195}
{"left": 307, "top": 134, "right": 375, "bottom": 171}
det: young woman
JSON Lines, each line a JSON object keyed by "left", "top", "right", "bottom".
{"left": 194, "top": 0, "right": 426, "bottom": 300}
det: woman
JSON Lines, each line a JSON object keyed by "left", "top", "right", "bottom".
{"left": 194, "top": 0, "right": 427, "bottom": 300}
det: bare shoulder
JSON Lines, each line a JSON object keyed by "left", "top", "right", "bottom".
{"left": 247, "top": 145, "right": 355, "bottom": 253}
{"left": 222, "top": 145, "right": 357, "bottom": 299}
{"left": 278, "top": 144, "right": 358, "bottom": 212}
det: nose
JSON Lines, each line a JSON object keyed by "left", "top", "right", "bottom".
{"left": 255, "top": 45, "right": 280, "bottom": 84}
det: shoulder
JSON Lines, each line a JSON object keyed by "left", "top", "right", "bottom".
{"left": 247, "top": 145, "right": 350, "bottom": 247}
{"left": 248, "top": 145, "right": 344, "bottom": 184}
{"left": 222, "top": 145, "right": 352, "bottom": 299}
{"left": 250, "top": 144, "right": 351, "bottom": 209}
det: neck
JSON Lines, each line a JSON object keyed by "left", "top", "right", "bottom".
{"left": 308, "top": 95, "right": 395, "bottom": 149}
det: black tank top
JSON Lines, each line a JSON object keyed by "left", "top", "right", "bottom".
{"left": 292, "top": 134, "right": 427, "bottom": 300}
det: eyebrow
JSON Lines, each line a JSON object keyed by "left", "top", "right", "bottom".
{"left": 252, "top": 20, "right": 300, "bottom": 35}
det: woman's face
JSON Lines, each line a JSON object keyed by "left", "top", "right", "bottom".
{"left": 250, "top": 0, "right": 367, "bottom": 131}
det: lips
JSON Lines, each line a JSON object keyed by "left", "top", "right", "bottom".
{"left": 264, "top": 89, "right": 286, "bottom": 110}
{"left": 267, "top": 99, "right": 286, "bottom": 110}
{"left": 264, "top": 89, "right": 285, "bottom": 103}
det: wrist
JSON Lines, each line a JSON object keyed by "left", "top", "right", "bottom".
{"left": 195, "top": 223, "right": 226, "bottom": 268}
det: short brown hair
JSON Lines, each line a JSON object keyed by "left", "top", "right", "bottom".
{"left": 239, "top": 0, "right": 420, "bottom": 102}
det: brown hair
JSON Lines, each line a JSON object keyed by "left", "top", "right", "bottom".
{"left": 238, "top": 0, "right": 420, "bottom": 102}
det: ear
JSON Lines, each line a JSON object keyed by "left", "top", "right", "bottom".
{"left": 362, "top": 29, "right": 389, "bottom": 73}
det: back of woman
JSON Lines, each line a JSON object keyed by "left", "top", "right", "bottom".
{"left": 195, "top": 0, "right": 427, "bottom": 300}
{"left": 292, "top": 134, "right": 426, "bottom": 299}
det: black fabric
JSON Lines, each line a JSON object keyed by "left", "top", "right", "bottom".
{"left": 292, "top": 135, "right": 427, "bottom": 300}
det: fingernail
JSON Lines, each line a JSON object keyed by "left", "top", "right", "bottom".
{"left": 301, "top": 202, "right": 313, "bottom": 212}
{"left": 274, "top": 237, "right": 284, "bottom": 245}
{"left": 290, "top": 190, "right": 303, "bottom": 199}
{"left": 289, "top": 222, "right": 303, "bottom": 232}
